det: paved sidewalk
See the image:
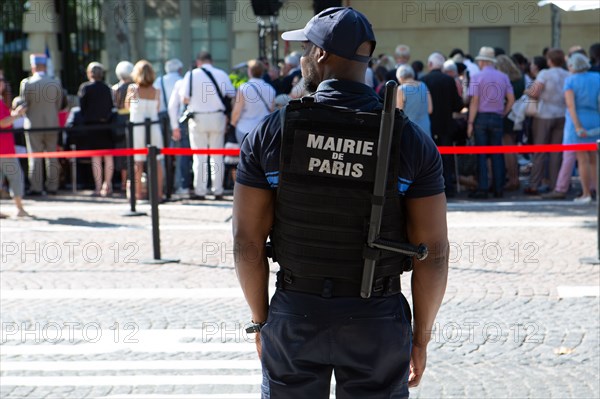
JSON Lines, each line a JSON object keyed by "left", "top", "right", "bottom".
{"left": 1, "top": 193, "right": 598, "bottom": 398}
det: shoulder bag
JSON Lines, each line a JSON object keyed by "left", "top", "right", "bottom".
{"left": 201, "top": 67, "right": 232, "bottom": 117}
{"left": 248, "top": 82, "right": 272, "bottom": 113}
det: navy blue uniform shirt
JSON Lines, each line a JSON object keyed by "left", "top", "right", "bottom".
{"left": 236, "top": 79, "right": 444, "bottom": 198}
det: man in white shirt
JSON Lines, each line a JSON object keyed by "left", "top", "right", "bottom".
{"left": 179, "top": 52, "right": 235, "bottom": 200}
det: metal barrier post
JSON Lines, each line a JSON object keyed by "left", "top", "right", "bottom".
{"left": 162, "top": 116, "right": 173, "bottom": 201}
{"left": 70, "top": 144, "right": 77, "bottom": 194}
{"left": 580, "top": 139, "right": 600, "bottom": 265}
{"left": 141, "top": 145, "right": 179, "bottom": 264}
{"left": 145, "top": 118, "right": 151, "bottom": 148}
{"left": 122, "top": 121, "right": 146, "bottom": 217}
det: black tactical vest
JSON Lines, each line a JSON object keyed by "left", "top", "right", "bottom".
{"left": 271, "top": 98, "right": 412, "bottom": 287}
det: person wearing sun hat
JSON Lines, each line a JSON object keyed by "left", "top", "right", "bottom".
{"left": 467, "top": 46, "right": 515, "bottom": 199}
{"left": 233, "top": 6, "right": 448, "bottom": 397}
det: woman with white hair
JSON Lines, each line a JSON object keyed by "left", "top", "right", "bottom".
{"left": 111, "top": 61, "right": 134, "bottom": 193}
{"left": 396, "top": 65, "right": 432, "bottom": 136}
{"left": 78, "top": 62, "right": 115, "bottom": 196}
{"left": 563, "top": 53, "right": 600, "bottom": 203}
{"left": 113, "top": 61, "right": 134, "bottom": 109}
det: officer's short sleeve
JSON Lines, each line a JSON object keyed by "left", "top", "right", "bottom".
{"left": 399, "top": 121, "right": 445, "bottom": 198}
{"left": 235, "top": 111, "right": 282, "bottom": 190}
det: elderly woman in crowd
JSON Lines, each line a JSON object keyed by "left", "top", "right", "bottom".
{"left": 524, "top": 49, "right": 569, "bottom": 194}
{"left": 230, "top": 59, "right": 276, "bottom": 144}
{"left": 396, "top": 65, "right": 432, "bottom": 136}
{"left": 562, "top": 53, "right": 600, "bottom": 203}
{"left": 111, "top": 61, "right": 134, "bottom": 191}
{"left": 78, "top": 62, "right": 115, "bottom": 196}
{"left": 496, "top": 54, "right": 525, "bottom": 191}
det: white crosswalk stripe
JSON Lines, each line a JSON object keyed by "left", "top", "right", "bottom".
{"left": 0, "top": 289, "right": 337, "bottom": 398}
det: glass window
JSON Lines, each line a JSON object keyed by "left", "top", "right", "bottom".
{"left": 145, "top": 18, "right": 161, "bottom": 39}
{"left": 192, "top": 40, "right": 210, "bottom": 55}
{"left": 164, "top": 19, "right": 181, "bottom": 40}
{"left": 143, "top": 0, "right": 231, "bottom": 71}
{"left": 191, "top": 18, "right": 209, "bottom": 40}
{"left": 190, "top": 0, "right": 231, "bottom": 69}
{"left": 210, "top": 40, "right": 228, "bottom": 63}
{"left": 210, "top": 20, "right": 227, "bottom": 39}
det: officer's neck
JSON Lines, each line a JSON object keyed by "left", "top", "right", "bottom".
{"left": 322, "top": 67, "right": 366, "bottom": 85}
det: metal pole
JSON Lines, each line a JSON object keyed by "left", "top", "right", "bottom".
{"left": 147, "top": 145, "right": 161, "bottom": 260}
{"left": 144, "top": 118, "right": 151, "bottom": 149}
{"left": 551, "top": 4, "right": 561, "bottom": 49}
{"left": 270, "top": 15, "right": 279, "bottom": 67}
{"left": 140, "top": 144, "right": 178, "bottom": 265}
{"left": 70, "top": 144, "right": 77, "bottom": 194}
{"left": 162, "top": 116, "right": 173, "bottom": 200}
{"left": 123, "top": 121, "right": 145, "bottom": 217}
{"left": 453, "top": 143, "right": 460, "bottom": 193}
{"left": 128, "top": 121, "right": 137, "bottom": 211}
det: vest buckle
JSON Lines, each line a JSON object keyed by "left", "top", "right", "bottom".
{"left": 372, "top": 277, "right": 384, "bottom": 293}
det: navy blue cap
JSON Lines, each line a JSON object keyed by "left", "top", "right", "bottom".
{"left": 281, "top": 7, "right": 376, "bottom": 63}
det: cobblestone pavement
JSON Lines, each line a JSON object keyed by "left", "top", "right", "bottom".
{"left": 0, "top": 192, "right": 599, "bottom": 398}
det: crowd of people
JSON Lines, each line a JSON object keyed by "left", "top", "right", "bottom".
{"left": 364, "top": 42, "right": 600, "bottom": 201}
{"left": 1, "top": 40, "right": 599, "bottom": 215}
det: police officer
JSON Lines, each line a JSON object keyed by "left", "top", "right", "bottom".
{"left": 233, "top": 7, "right": 448, "bottom": 398}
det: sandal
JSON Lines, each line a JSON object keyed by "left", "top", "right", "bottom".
{"left": 100, "top": 183, "right": 113, "bottom": 197}
{"left": 17, "top": 209, "right": 30, "bottom": 217}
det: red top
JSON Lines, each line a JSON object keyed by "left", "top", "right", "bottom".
{"left": 0, "top": 101, "right": 15, "bottom": 155}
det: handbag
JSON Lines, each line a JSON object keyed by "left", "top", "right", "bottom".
{"left": 158, "top": 75, "right": 170, "bottom": 126}
{"left": 525, "top": 97, "right": 538, "bottom": 117}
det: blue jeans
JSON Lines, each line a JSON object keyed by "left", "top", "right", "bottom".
{"left": 170, "top": 122, "right": 192, "bottom": 190}
{"left": 260, "top": 290, "right": 412, "bottom": 398}
{"left": 474, "top": 113, "right": 505, "bottom": 194}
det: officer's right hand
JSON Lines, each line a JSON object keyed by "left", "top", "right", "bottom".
{"left": 408, "top": 342, "right": 427, "bottom": 387}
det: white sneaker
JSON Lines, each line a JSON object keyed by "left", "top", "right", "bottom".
{"left": 574, "top": 196, "right": 592, "bottom": 204}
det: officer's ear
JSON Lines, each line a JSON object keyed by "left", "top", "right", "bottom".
{"left": 316, "top": 47, "right": 330, "bottom": 64}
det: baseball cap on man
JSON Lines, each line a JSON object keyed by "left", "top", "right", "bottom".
{"left": 281, "top": 7, "right": 376, "bottom": 63}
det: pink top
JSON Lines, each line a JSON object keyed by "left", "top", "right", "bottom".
{"left": 469, "top": 66, "right": 513, "bottom": 115}
{"left": 0, "top": 101, "right": 15, "bottom": 155}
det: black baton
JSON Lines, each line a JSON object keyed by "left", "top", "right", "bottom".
{"left": 361, "top": 81, "right": 398, "bottom": 299}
